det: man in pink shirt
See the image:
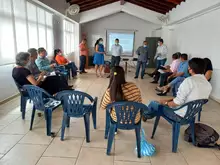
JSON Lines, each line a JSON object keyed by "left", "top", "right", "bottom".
{"left": 79, "top": 39, "right": 89, "bottom": 74}
{"left": 150, "top": 52, "right": 181, "bottom": 86}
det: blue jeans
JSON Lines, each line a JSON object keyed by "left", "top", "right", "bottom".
{"left": 135, "top": 61, "right": 146, "bottom": 78}
{"left": 170, "top": 77, "right": 185, "bottom": 87}
{"left": 172, "top": 78, "right": 185, "bottom": 97}
{"left": 80, "top": 56, "right": 86, "bottom": 72}
{"left": 66, "top": 62, "right": 77, "bottom": 77}
{"left": 156, "top": 58, "right": 167, "bottom": 69}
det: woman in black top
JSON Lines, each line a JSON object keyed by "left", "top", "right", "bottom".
{"left": 12, "top": 52, "right": 71, "bottom": 95}
{"left": 204, "top": 58, "right": 213, "bottom": 82}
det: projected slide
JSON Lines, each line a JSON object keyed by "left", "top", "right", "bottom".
{"left": 107, "top": 30, "right": 135, "bottom": 56}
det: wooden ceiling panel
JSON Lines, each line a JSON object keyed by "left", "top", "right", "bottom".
{"left": 67, "top": 0, "right": 185, "bottom": 14}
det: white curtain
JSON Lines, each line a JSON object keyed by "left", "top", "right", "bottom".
{"left": 64, "top": 20, "right": 75, "bottom": 54}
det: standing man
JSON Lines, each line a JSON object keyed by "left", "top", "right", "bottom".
{"left": 148, "top": 38, "right": 168, "bottom": 77}
{"left": 134, "top": 41, "right": 149, "bottom": 79}
{"left": 79, "top": 39, "right": 89, "bottom": 74}
{"left": 111, "top": 38, "right": 123, "bottom": 68}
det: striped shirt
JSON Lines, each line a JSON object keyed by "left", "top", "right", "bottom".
{"left": 101, "top": 82, "right": 142, "bottom": 123}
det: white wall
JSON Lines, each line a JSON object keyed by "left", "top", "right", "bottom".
{"left": 81, "top": 12, "right": 160, "bottom": 60}
{"left": 167, "top": 1, "right": 220, "bottom": 101}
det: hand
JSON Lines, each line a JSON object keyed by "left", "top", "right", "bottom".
{"left": 159, "top": 100, "right": 167, "bottom": 105}
{"left": 38, "top": 73, "right": 44, "bottom": 80}
{"left": 167, "top": 76, "right": 172, "bottom": 81}
{"left": 50, "top": 64, "right": 56, "bottom": 68}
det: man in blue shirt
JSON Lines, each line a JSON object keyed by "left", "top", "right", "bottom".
{"left": 156, "top": 54, "right": 189, "bottom": 96}
{"left": 134, "top": 41, "right": 149, "bottom": 79}
{"left": 35, "top": 48, "right": 56, "bottom": 72}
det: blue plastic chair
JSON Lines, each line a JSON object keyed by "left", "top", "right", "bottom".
{"left": 151, "top": 99, "right": 208, "bottom": 153}
{"left": 104, "top": 101, "right": 149, "bottom": 158}
{"left": 13, "top": 80, "right": 30, "bottom": 119}
{"left": 56, "top": 90, "right": 98, "bottom": 141}
{"left": 23, "top": 85, "right": 61, "bottom": 136}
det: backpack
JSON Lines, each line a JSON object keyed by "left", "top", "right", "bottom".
{"left": 104, "top": 62, "right": 111, "bottom": 73}
{"left": 184, "top": 123, "right": 220, "bottom": 149}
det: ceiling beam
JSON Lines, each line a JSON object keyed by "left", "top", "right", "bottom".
{"left": 133, "top": 0, "right": 172, "bottom": 11}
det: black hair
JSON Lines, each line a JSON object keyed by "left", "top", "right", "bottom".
{"left": 94, "top": 38, "right": 103, "bottom": 49}
{"left": 38, "top": 47, "right": 46, "bottom": 54}
{"left": 180, "top": 53, "right": 188, "bottom": 60}
{"left": 188, "top": 58, "right": 205, "bottom": 74}
{"left": 108, "top": 66, "right": 126, "bottom": 102}
{"left": 16, "top": 52, "right": 30, "bottom": 66}
{"left": 159, "top": 38, "right": 164, "bottom": 43}
{"left": 54, "top": 49, "right": 61, "bottom": 60}
{"left": 172, "top": 52, "right": 181, "bottom": 59}
{"left": 27, "top": 48, "right": 37, "bottom": 57}
{"left": 143, "top": 40, "right": 147, "bottom": 43}
{"left": 115, "top": 38, "right": 119, "bottom": 41}
{"left": 204, "top": 58, "right": 212, "bottom": 72}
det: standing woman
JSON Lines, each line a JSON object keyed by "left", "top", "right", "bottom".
{"left": 93, "top": 38, "right": 105, "bottom": 77}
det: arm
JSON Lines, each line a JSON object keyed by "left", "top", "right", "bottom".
{"left": 35, "top": 59, "right": 52, "bottom": 71}
{"left": 100, "top": 90, "right": 111, "bottom": 110}
{"left": 120, "top": 46, "right": 123, "bottom": 55}
{"left": 205, "top": 70, "right": 212, "bottom": 81}
{"left": 136, "top": 47, "right": 140, "bottom": 55}
{"left": 79, "top": 44, "right": 87, "bottom": 51}
{"left": 26, "top": 73, "right": 44, "bottom": 86}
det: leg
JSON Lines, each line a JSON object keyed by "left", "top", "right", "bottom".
{"left": 99, "top": 65, "right": 104, "bottom": 76}
{"left": 115, "top": 56, "right": 121, "bottom": 66}
{"left": 135, "top": 126, "right": 141, "bottom": 158}
{"left": 159, "top": 72, "right": 172, "bottom": 87}
{"left": 68, "top": 62, "right": 77, "bottom": 77}
{"left": 84, "top": 113, "right": 90, "bottom": 143}
{"left": 79, "top": 56, "right": 83, "bottom": 73}
{"left": 66, "top": 116, "right": 70, "bottom": 128}
{"left": 106, "top": 124, "right": 116, "bottom": 155}
{"left": 135, "top": 61, "right": 141, "bottom": 78}
{"left": 111, "top": 56, "right": 116, "bottom": 68}
{"left": 30, "top": 105, "right": 36, "bottom": 130}
{"left": 141, "top": 62, "right": 146, "bottom": 79}
{"left": 95, "top": 65, "right": 99, "bottom": 77}
{"left": 161, "top": 58, "right": 167, "bottom": 66}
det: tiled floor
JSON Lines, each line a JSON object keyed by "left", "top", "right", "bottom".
{"left": 0, "top": 68, "right": 220, "bottom": 165}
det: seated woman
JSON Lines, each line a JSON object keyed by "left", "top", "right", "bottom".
{"left": 101, "top": 66, "right": 143, "bottom": 132}
{"left": 54, "top": 49, "right": 77, "bottom": 78}
{"left": 12, "top": 52, "right": 71, "bottom": 95}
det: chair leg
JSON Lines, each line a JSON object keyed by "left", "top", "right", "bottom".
{"left": 151, "top": 115, "right": 160, "bottom": 139}
{"left": 92, "top": 102, "right": 97, "bottom": 129}
{"left": 198, "top": 111, "right": 201, "bottom": 122}
{"left": 190, "top": 120, "right": 196, "bottom": 146}
{"left": 135, "top": 126, "right": 141, "bottom": 158}
{"left": 105, "top": 111, "right": 110, "bottom": 139}
{"left": 21, "top": 96, "right": 28, "bottom": 119}
{"left": 84, "top": 113, "right": 90, "bottom": 143}
{"left": 45, "top": 109, "right": 52, "bottom": 136}
{"left": 61, "top": 114, "right": 67, "bottom": 141}
{"left": 66, "top": 116, "right": 70, "bottom": 128}
{"left": 106, "top": 124, "right": 116, "bottom": 155}
{"left": 30, "top": 106, "right": 36, "bottom": 130}
{"left": 172, "top": 123, "right": 180, "bottom": 153}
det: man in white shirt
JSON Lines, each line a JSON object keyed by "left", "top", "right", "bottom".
{"left": 148, "top": 39, "right": 168, "bottom": 77}
{"left": 111, "top": 38, "right": 123, "bottom": 68}
{"left": 144, "top": 58, "right": 212, "bottom": 120}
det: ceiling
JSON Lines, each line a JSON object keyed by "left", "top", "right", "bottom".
{"left": 66, "top": 0, "right": 185, "bottom": 14}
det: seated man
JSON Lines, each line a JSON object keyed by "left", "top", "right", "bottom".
{"left": 35, "top": 47, "right": 56, "bottom": 72}
{"left": 151, "top": 52, "right": 181, "bottom": 84}
{"left": 145, "top": 58, "right": 212, "bottom": 120}
{"left": 156, "top": 53, "right": 189, "bottom": 96}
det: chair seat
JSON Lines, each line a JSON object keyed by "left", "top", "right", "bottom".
{"left": 43, "top": 98, "right": 61, "bottom": 109}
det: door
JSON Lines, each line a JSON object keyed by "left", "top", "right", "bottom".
{"left": 145, "top": 37, "right": 160, "bottom": 68}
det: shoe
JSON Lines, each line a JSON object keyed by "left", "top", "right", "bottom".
{"left": 150, "top": 81, "right": 158, "bottom": 84}
{"left": 157, "top": 92, "right": 167, "bottom": 96}
{"left": 82, "top": 71, "right": 87, "bottom": 73}
{"left": 79, "top": 72, "right": 82, "bottom": 74}
{"left": 134, "top": 76, "right": 138, "bottom": 79}
{"left": 147, "top": 73, "right": 153, "bottom": 77}
{"left": 107, "top": 75, "right": 110, "bottom": 78}
{"left": 68, "top": 85, "right": 73, "bottom": 89}
{"left": 141, "top": 77, "right": 144, "bottom": 79}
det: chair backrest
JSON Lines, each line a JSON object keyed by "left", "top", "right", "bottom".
{"left": 174, "top": 99, "right": 208, "bottom": 124}
{"left": 56, "top": 90, "right": 94, "bottom": 117}
{"left": 23, "top": 85, "right": 52, "bottom": 111}
{"left": 106, "top": 101, "right": 149, "bottom": 130}
{"left": 13, "top": 79, "right": 29, "bottom": 97}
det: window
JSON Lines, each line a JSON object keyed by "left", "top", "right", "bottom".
{"left": 64, "top": 20, "right": 75, "bottom": 54}
{"left": 106, "top": 29, "right": 135, "bottom": 57}
{"left": 0, "top": 0, "right": 54, "bottom": 65}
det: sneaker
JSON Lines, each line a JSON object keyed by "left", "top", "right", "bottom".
{"left": 147, "top": 73, "right": 153, "bottom": 77}
{"left": 134, "top": 76, "right": 138, "bottom": 79}
{"left": 150, "top": 81, "right": 158, "bottom": 84}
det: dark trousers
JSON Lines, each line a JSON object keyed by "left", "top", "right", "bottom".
{"left": 159, "top": 72, "right": 173, "bottom": 87}
{"left": 39, "top": 75, "right": 69, "bottom": 95}
{"left": 111, "top": 56, "right": 121, "bottom": 68}
{"left": 135, "top": 61, "right": 146, "bottom": 78}
{"left": 65, "top": 62, "right": 77, "bottom": 77}
{"left": 80, "top": 55, "right": 86, "bottom": 72}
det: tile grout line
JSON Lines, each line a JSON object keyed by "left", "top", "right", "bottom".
{"left": 73, "top": 137, "right": 86, "bottom": 165}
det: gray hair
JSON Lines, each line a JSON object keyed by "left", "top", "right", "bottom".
{"left": 16, "top": 52, "right": 30, "bottom": 66}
